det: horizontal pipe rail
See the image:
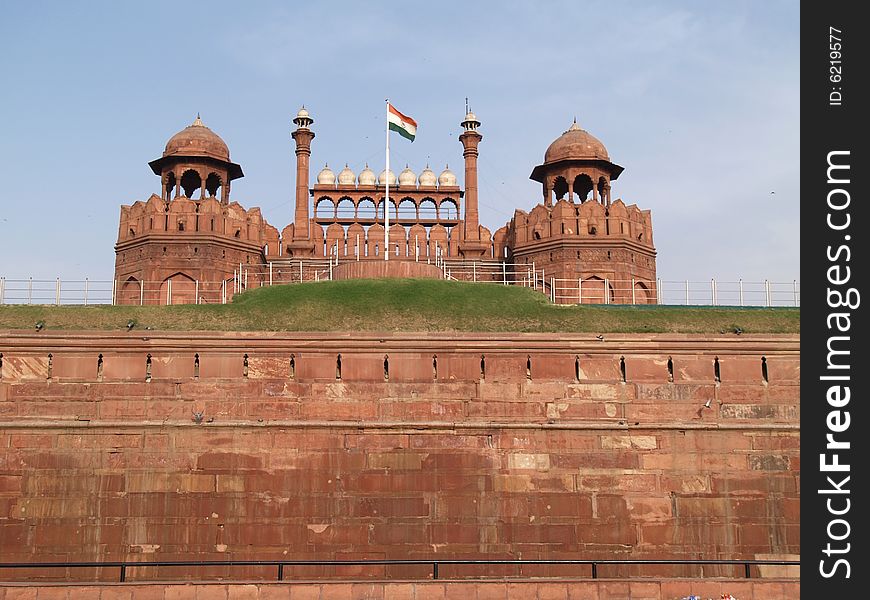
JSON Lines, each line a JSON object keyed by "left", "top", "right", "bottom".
{"left": 0, "top": 558, "right": 800, "bottom": 583}
{"left": 0, "top": 270, "right": 800, "bottom": 307}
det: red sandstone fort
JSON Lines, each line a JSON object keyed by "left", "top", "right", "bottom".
{"left": 0, "top": 109, "right": 799, "bottom": 599}
{"left": 114, "top": 110, "right": 656, "bottom": 304}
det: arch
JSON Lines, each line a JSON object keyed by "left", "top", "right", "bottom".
{"left": 335, "top": 197, "right": 355, "bottom": 220}
{"left": 419, "top": 197, "right": 437, "bottom": 220}
{"left": 205, "top": 173, "right": 222, "bottom": 198}
{"left": 553, "top": 176, "right": 569, "bottom": 201}
{"left": 428, "top": 224, "right": 448, "bottom": 258}
{"left": 180, "top": 169, "right": 202, "bottom": 198}
{"left": 389, "top": 223, "right": 407, "bottom": 257}
{"left": 159, "top": 272, "right": 197, "bottom": 305}
{"left": 325, "top": 223, "right": 345, "bottom": 257}
{"left": 164, "top": 172, "right": 177, "bottom": 199}
{"left": 367, "top": 223, "right": 385, "bottom": 257}
{"left": 439, "top": 198, "right": 459, "bottom": 220}
{"left": 397, "top": 197, "right": 417, "bottom": 220}
{"left": 408, "top": 224, "right": 428, "bottom": 258}
{"left": 357, "top": 197, "right": 376, "bottom": 221}
{"left": 573, "top": 174, "right": 594, "bottom": 202}
{"left": 315, "top": 196, "right": 335, "bottom": 219}
{"left": 347, "top": 223, "right": 366, "bottom": 257}
{"left": 120, "top": 276, "right": 141, "bottom": 305}
{"left": 582, "top": 275, "right": 613, "bottom": 305}
{"left": 633, "top": 281, "right": 653, "bottom": 304}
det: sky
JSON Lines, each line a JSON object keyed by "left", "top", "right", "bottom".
{"left": 0, "top": 1, "right": 799, "bottom": 285}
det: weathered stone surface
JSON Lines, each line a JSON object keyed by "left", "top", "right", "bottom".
{"left": 0, "top": 332, "right": 799, "bottom": 583}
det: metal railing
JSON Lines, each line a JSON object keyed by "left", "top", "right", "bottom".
{"left": 0, "top": 558, "right": 800, "bottom": 583}
{"left": 549, "top": 277, "right": 800, "bottom": 307}
{"left": 0, "top": 266, "right": 799, "bottom": 307}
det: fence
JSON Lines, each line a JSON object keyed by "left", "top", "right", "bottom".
{"left": 0, "top": 558, "right": 800, "bottom": 583}
{"left": 0, "top": 262, "right": 799, "bottom": 307}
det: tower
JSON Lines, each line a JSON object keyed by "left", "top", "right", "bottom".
{"left": 458, "top": 109, "right": 489, "bottom": 258}
{"left": 506, "top": 119, "right": 657, "bottom": 303}
{"left": 286, "top": 107, "right": 316, "bottom": 254}
{"left": 114, "top": 117, "right": 279, "bottom": 304}
{"left": 529, "top": 119, "right": 622, "bottom": 207}
{"left": 147, "top": 115, "right": 244, "bottom": 203}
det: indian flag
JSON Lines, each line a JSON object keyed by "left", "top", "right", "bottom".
{"left": 387, "top": 103, "right": 417, "bottom": 142}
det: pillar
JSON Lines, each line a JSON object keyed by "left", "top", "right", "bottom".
{"left": 291, "top": 117, "right": 315, "bottom": 240}
{"left": 459, "top": 120, "right": 482, "bottom": 241}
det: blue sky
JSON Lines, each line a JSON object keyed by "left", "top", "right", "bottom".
{"left": 0, "top": 1, "right": 799, "bottom": 284}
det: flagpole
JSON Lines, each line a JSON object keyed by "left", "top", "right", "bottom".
{"left": 384, "top": 98, "right": 390, "bottom": 261}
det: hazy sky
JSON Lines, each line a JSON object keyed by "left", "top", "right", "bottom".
{"left": 0, "top": 1, "right": 799, "bottom": 284}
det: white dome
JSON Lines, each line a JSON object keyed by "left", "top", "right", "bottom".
{"left": 438, "top": 165, "right": 457, "bottom": 187}
{"left": 378, "top": 168, "right": 397, "bottom": 186}
{"left": 337, "top": 164, "right": 355, "bottom": 185}
{"left": 398, "top": 165, "right": 417, "bottom": 187}
{"left": 418, "top": 165, "right": 437, "bottom": 188}
{"left": 316, "top": 164, "right": 335, "bottom": 185}
{"left": 358, "top": 163, "right": 376, "bottom": 186}
{"left": 296, "top": 107, "right": 310, "bottom": 119}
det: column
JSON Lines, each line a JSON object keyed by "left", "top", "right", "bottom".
{"left": 291, "top": 127, "right": 315, "bottom": 240}
{"left": 460, "top": 129, "right": 482, "bottom": 241}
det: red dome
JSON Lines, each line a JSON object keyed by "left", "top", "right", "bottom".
{"left": 544, "top": 122, "right": 609, "bottom": 163}
{"left": 163, "top": 116, "right": 230, "bottom": 162}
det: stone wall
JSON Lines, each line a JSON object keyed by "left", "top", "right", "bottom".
{"left": 0, "top": 579, "right": 802, "bottom": 598}
{"left": 0, "top": 332, "right": 799, "bottom": 582}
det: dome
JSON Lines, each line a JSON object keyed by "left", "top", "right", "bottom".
{"left": 337, "top": 164, "right": 356, "bottom": 185}
{"left": 378, "top": 168, "right": 397, "bottom": 186}
{"left": 317, "top": 164, "right": 336, "bottom": 185}
{"left": 438, "top": 165, "right": 457, "bottom": 187}
{"left": 418, "top": 165, "right": 437, "bottom": 188}
{"left": 398, "top": 165, "right": 417, "bottom": 187}
{"left": 358, "top": 163, "right": 376, "bottom": 186}
{"left": 163, "top": 115, "right": 230, "bottom": 162}
{"left": 543, "top": 120, "right": 609, "bottom": 163}
{"left": 293, "top": 105, "right": 313, "bottom": 129}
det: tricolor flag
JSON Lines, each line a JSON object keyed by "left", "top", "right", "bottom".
{"left": 387, "top": 103, "right": 417, "bottom": 142}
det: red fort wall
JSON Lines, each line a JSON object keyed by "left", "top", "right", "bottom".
{"left": 0, "top": 332, "right": 799, "bottom": 585}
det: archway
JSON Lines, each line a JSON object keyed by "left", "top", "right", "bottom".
{"left": 439, "top": 199, "right": 459, "bottom": 220}
{"left": 120, "top": 276, "right": 141, "bottom": 305}
{"left": 315, "top": 197, "right": 335, "bottom": 219}
{"left": 159, "top": 272, "right": 197, "bottom": 305}
{"left": 634, "top": 281, "right": 653, "bottom": 305}
{"left": 582, "top": 276, "right": 613, "bottom": 304}
{"left": 180, "top": 170, "right": 202, "bottom": 198}
{"left": 357, "top": 198, "right": 376, "bottom": 221}
{"left": 205, "top": 173, "right": 222, "bottom": 198}
{"left": 573, "top": 174, "right": 594, "bottom": 202}
{"left": 553, "top": 176, "right": 569, "bottom": 201}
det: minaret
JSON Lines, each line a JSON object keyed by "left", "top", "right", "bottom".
{"left": 291, "top": 106, "right": 315, "bottom": 242}
{"left": 459, "top": 109, "right": 486, "bottom": 256}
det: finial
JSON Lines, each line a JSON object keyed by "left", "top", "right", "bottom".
{"left": 192, "top": 113, "right": 204, "bottom": 127}
{"left": 568, "top": 118, "right": 581, "bottom": 132}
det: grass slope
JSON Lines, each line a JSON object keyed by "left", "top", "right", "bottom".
{"left": 0, "top": 279, "right": 800, "bottom": 333}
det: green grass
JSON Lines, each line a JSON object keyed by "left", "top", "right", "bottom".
{"left": 0, "top": 279, "right": 800, "bottom": 333}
